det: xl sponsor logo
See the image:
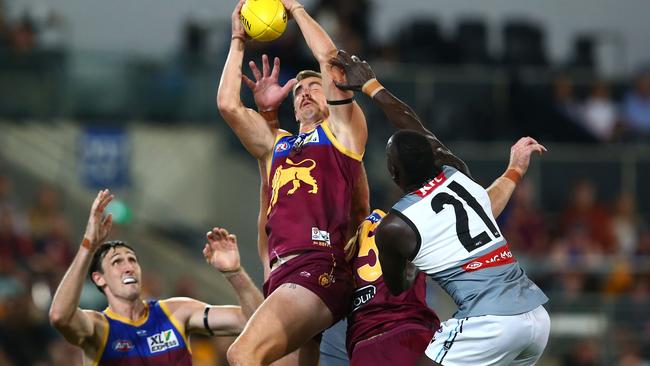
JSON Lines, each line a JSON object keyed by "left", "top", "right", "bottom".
{"left": 352, "top": 285, "right": 376, "bottom": 312}
{"left": 147, "top": 329, "right": 179, "bottom": 354}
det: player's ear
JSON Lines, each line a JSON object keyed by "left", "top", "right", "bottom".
{"left": 92, "top": 272, "right": 106, "bottom": 288}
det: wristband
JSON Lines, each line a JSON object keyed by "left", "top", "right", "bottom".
{"left": 327, "top": 97, "right": 355, "bottom": 106}
{"left": 502, "top": 168, "right": 522, "bottom": 184}
{"left": 81, "top": 238, "right": 91, "bottom": 250}
{"left": 361, "top": 79, "right": 385, "bottom": 98}
{"left": 203, "top": 306, "right": 215, "bottom": 336}
{"left": 220, "top": 268, "right": 242, "bottom": 278}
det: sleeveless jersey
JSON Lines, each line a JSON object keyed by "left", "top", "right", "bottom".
{"left": 266, "top": 120, "right": 362, "bottom": 259}
{"left": 347, "top": 210, "right": 439, "bottom": 354}
{"left": 391, "top": 166, "right": 548, "bottom": 318}
{"left": 94, "top": 300, "right": 192, "bottom": 366}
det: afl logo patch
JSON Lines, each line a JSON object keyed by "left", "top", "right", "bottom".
{"left": 112, "top": 339, "right": 134, "bottom": 352}
{"left": 275, "top": 142, "right": 290, "bottom": 152}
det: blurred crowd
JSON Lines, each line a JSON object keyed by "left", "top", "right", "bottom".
{"left": 499, "top": 179, "right": 650, "bottom": 364}
{"left": 0, "top": 1, "right": 67, "bottom": 56}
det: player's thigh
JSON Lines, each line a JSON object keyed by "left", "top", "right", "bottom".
{"left": 424, "top": 315, "right": 531, "bottom": 366}
{"left": 235, "top": 283, "right": 334, "bottom": 364}
{"left": 511, "top": 306, "right": 551, "bottom": 366}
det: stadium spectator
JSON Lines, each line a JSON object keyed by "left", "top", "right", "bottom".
{"left": 622, "top": 69, "right": 650, "bottom": 139}
{"left": 559, "top": 179, "right": 615, "bottom": 252}
{"left": 612, "top": 193, "right": 640, "bottom": 256}
{"left": 561, "top": 339, "right": 601, "bottom": 366}
{"left": 8, "top": 13, "right": 36, "bottom": 53}
{"left": 501, "top": 181, "right": 549, "bottom": 255}
{"left": 580, "top": 81, "right": 620, "bottom": 142}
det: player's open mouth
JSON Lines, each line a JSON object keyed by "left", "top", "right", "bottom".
{"left": 122, "top": 277, "right": 137, "bottom": 284}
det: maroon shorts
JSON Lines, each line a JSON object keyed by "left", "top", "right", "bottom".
{"left": 350, "top": 324, "right": 434, "bottom": 366}
{"left": 263, "top": 250, "right": 354, "bottom": 324}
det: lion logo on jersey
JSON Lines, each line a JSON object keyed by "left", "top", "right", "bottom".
{"left": 268, "top": 158, "right": 318, "bottom": 213}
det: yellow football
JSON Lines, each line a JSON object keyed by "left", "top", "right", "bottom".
{"left": 240, "top": 0, "right": 288, "bottom": 42}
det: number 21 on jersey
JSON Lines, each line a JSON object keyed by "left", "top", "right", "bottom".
{"left": 430, "top": 181, "right": 501, "bottom": 252}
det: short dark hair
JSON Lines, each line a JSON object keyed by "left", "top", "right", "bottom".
{"left": 293, "top": 70, "right": 322, "bottom": 95}
{"left": 390, "top": 130, "right": 438, "bottom": 189}
{"left": 88, "top": 241, "right": 135, "bottom": 293}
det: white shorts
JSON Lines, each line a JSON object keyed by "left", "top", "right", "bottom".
{"left": 425, "top": 305, "right": 550, "bottom": 366}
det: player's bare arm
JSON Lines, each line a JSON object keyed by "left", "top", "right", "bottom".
{"left": 203, "top": 227, "right": 264, "bottom": 320}
{"left": 486, "top": 137, "right": 547, "bottom": 217}
{"left": 49, "top": 190, "right": 113, "bottom": 348}
{"left": 281, "top": 0, "right": 367, "bottom": 155}
{"left": 242, "top": 54, "right": 297, "bottom": 278}
{"left": 165, "top": 227, "right": 264, "bottom": 336}
{"left": 217, "top": 0, "right": 280, "bottom": 160}
{"left": 332, "top": 50, "right": 469, "bottom": 175}
{"left": 374, "top": 214, "right": 418, "bottom": 296}
{"left": 348, "top": 164, "right": 371, "bottom": 241}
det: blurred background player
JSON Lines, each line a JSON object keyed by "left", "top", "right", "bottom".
{"left": 217, "top": 0, "right": 370, "bottom": 363}
{"left": 49, "top": 189, "right": 263, "bottom": 365}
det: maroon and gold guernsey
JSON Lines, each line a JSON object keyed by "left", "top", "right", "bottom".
{"left": 347, "top": 210, "right": 440, "bottom": 355}
{"left": 265, "top": 120, "right": 362, "bottom": 259}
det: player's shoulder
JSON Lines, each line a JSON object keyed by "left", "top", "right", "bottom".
{"left": 275, "top": 129, "right": 293, "bottom": 139}
{"left": 83, "top": 309, "right": 108, "bottom": 325}
{"left": 376, "top": 212, "right": 420, "bottom": 259}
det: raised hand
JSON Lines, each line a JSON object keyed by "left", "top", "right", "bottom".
{"left": 330, "top": 50, "right": 376, "bottom": 91}
{"left": 243, "top": 54, "right": 297, "bottom": 112}
{"left": 203, "top": 227, "right": 241, "bottom": 273}
{"left": 231, "top": 0, "right": 247, "bottom": 40}
{"left": 508, "top": 137, "right": 547, "bottom": 176}
{"left": 83, "top": 189, "right": 114, "bottom": 250}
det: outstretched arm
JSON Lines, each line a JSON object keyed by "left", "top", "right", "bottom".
{"left": 172, "top": 228, "right": 265, "bottom": 337}
{"left": 203, "top": 227, "right": 264, "bottom": 321}
{"left": 49, "top": 190, "right": 114, "bottom": 346}
{"left": 487, "top": 137, "right": 546, "bottom": 217}
{"left": 217, "top": 1, "right": 283, "bottom": 160}
{"left": 280, "top": 0, "right": 367, "bottom": 156}
{"left": 332, "top": 50, "right": 470, "bottom": 176}
{"left": 242, "top": 54, "right": 297, "bottom": 280}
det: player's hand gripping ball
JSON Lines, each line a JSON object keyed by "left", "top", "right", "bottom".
{"left": 240, "top": 0, "right": 288, "bottom": 42}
